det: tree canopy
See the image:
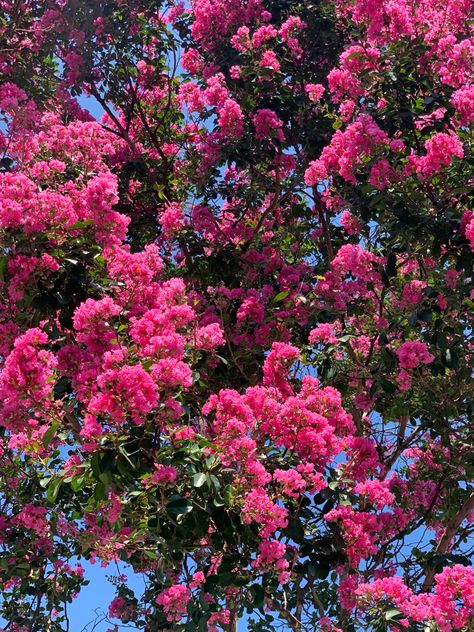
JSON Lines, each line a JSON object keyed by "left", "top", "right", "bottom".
{"left": 0, "top": 0, "right": 473, "bottom": 630}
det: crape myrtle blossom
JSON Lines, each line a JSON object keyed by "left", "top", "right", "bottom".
{"left": 0, "top": 0, "right": 471, "bottom": 629}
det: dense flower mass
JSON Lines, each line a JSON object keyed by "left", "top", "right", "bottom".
{"left": 0, "top": 0, "right": 472, "bottom": 630}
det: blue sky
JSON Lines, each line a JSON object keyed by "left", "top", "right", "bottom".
{"left": 65, "top": 560, "right": 251, "bottom": 631}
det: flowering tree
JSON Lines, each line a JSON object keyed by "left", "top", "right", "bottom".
{"left": 0, "top": 0, "right": 473, "bottom": 630}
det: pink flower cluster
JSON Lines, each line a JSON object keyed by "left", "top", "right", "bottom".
{"left": 408, "top": 133, "right": 464, "bottom": 180}
{"left": 218, "top": 98, "right": 244, "bottom": 139}
{"left": 56, "top": 272, "right": 225, "bottom": 439}
{"left": 252, "top": 540, "right": 290, "bottom": 584}
{"left": 396, "top": 341, "right": 435, "bottom": 369}
{"left": 13, "top": 504, "right": 49, "bottom": 536}
{"left": 0, "top": 328, "right": 57, "bottom": 431}
{"left": 252, "top": 109, "right": 284, "bottom": 141}
{"left": 156, "top": 584, "right": 191, "bottom": 622}
{"left": 159, "top": 202, "right": 186, "bottom": 237}
{"left": 305, "top": 83, "right": 325, "bottom": 102}
{"left": 450, "top": 85, "right": 474, "bottom": 125}
{"left": 0, "top": 169, "right": 128, "bottom": 247}
{"left": 241, "top": 488, "right": 288, "bottom": 538}
{"left": 357, "top": 565, "right": 474, "bottom": 631}
{"left": 191, "top": 0, "right": 263, "bottom": 50}
{"left": 304, "top": 115, "right": 389, "bottom": 185}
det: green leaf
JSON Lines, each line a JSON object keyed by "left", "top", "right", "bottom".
{"left": 338, "top": 335, "right": 353, "bottom": 343}
{"left": 273, "top": 291, "right": 289, "bottom": 303}
{"left": 47, "top": 478, "right": 62, "bottom": 503}
{"left": 385, "top": 608, "right": 402, "bottom": 621}
{"left": 166, "top": 497, "right": 193, "bottom": 516}
{"left": 116, "top": 456, "right": 133, "bottom": 479}
{"left": 205, "top": 455, "right": 219, "bottom": 469}
{"left": 91, "top": 452, "right": 102, "bottom": 479}
{"left": 381, "top": 347, "right": 397, "bottom": 370}
{"left": 385, "top": 252, "right": 397, "bottom": 278}
{"left": 94, "top": 481, "right": 106, "bottom": 501}
{"left": 380, "top": 378, "right": 396, "bottom": 394}
{"left": 99, "top": 470, "right": 113, "bottom": 487}
{"left": 43, "top": 421, "right": 59, "bottom": 448}
{"left": 118, "top": 445, "right": 135, "bottom": 468}
{"left": 216, "top": 571, "right": 236, "bottom": 586}
{"left": 70, "top": 474, "right": 85, "bottom": 492}
{"left": 192, "top": 473, "right": 207, "bottom": 488}
{"left": 14, "top": 562, "right": 30, "bottom": 577}
{"left": 284, "top": 518, "right": 305, "bottom": 543}
{"left": 251, "top": 584, "right": 265, "bottom": 608}
{"left": 209, "top": 474, "right": 221, "bottom": 491}
{"left": 0, "top": 256, "right": 7, "bottom": 281}
{"left": 408, "top": 312, "right": 418, "bottom": 328}
{"left": 418, "top": 309, "right": 432, "bottom": 323}
{"left": 223, "top": 484, "right": 236, "bottom": 506}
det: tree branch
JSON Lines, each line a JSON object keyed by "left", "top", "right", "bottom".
{"left": 422, "top": 491, "right": 474, "bottom": 590}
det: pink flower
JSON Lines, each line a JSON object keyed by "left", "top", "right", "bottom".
{"left": 229, "top": 65, "right": 242, "bottom": 79}
{"left": 13, "top": 504, "right": 49, "bottom": 536}
{"left": 356, "top": 575, "right": 413, "bottom": 609}
{"left": 354, "top": 480, "right": 395, "bottom": 509}
{"left": 340, "top": 210, "right": 362, "bottom": 236}
{"left": 396, "top": 369, "right": 412, "bottom": 391}
{"left": 325, "top": 505, "right": 381, "bottom": 564}
{"left": 462, "top": 210, "right": 474, "bottom": 251}
{"left": 396, "top": 341, "right": 435, "bottom": 369}
{"left": 306, "top": 115, "right": 389, "bottom": 185}
{"left": 181, "top": 48, "right": 204, "bottom": 73}
{"left": 150, "top": 359, "right": 193, "bottom": 389}
{"left": 191, "top": 0, "right": 262, "bottom": 51}
{"left": 218, "top": 99, "right": 244, "bottom": 139}
{"left": 274, "top": 468, "right": 306, "bottom": 498}
{"left": 252, "top": 539, "right": 289, "bottom": 584}
{"left": 159, "top": 202, "right": 185, "bottom": 237}
{"left": 150, "top": 464, "right": 178, "bottom": 486}
{"left": 0, "top": 328, "right": 57, "bottom": 430}
{"left": 259, "top": 50, "right": 281, "bottom": 72}
{"left": 252, "top": 108, "right": 284, "bottom": 141}
{"left": 190, "top": 571, "right": 205, "bottom": 588}
{"left": 93, "top": 364, "right": 159, "bottom": 424}
{"left": 263, "top": 342, "right": 300, "bottom": 395}
{"left": 242, "top": 488, "right": 288, "bottom": 537}
{"left": 409, "top": 133, "right": 464, "bottom": 179}
{"left": 252, "top": 24, "right": 277, "bottom": 48}
{"left": 450, "top": 85, "right": 474, "bottom": 125}
{"left": 230, "top": 25, "right": 251, "bottom": 52}
{"left": 305, "top": 83, "right": 325, "bottom": 102}
{"left": 369, "top": 159, "right": 395, "bottom": 190}
{"left": 401, "top": 280, "right": 426, "bottom": 305}
{"left": 194, "top": 323, "right": 225, "bottom": 351}
{"left": 109, "top": 596, "right": 135, "bottom": 621}
{"left": 309, "top": 323, "right": 338, "bottom": 344}
{"left": 408, "top": 565, "right": 474, "bottom": 630}
{"left": 156, "top": 584, "right": 190, "bottom": 623}
{"left": 305, "top": 159, "right": 328, "bottom": 186}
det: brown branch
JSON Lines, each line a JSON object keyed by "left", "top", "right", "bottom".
{"left": 310, "top": 586, "right": 326, "bottom": 618}
{"left": 265, "top": 597, "right": 309, "bottom": 632}
{"left": 421, "top": 491, "right": 474, "bottom": 590}
{"left": 88, "top": 85, "right": 138, "bottom": 157}
{"left": 313, "top": 188, "right": 334, "bottom": 261}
